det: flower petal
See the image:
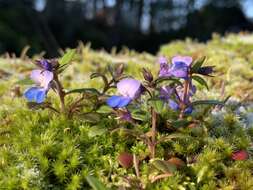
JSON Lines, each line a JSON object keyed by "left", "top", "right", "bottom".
{"left": 159, "top": 57, "right": 171, "bottom": 77}
{"left": 160, "top": 86, "right": 174, "bottom": 101}
{"left": 38, "top": 60, "right": 53, "bottom": 71}
{"left": 172, "top": 56, "right": 192, "bottom": 66}
{"left": 184, "top": 107, "right": 193, "bottom": 114}
{"left": 30, "top": 70, "right": 43, "bottom": 84}
{"left": 107, "top": 96, "right": 122, "bottom": 108}
{"left": 35, "top": 89, "right": 46, "bottom": 103}
{"left": 24, "top": 87, "right": 39, "bottom": 102}
{"left": 169, "top": 99, "right": 179, "bottom": 110}
{"left": 169, "top": 62, "right": 189, "bottom": 79}
{"left": 24, "top": 87, "right": 47, "bottom": 103}
{"left": 117, "top": 97, "right": 132, "bottom": 108}
{"left": 30, "top": 70, "right": 53, "bottom": 89}
{"left": 107, "top": 95, "right": 131, "bottom": 108}
{"left": 117, "top": 78, "right": 141, "bottom": 99}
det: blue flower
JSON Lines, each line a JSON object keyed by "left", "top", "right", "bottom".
{"left": 24, "top": 87, "right": 47, "bottom": 104}
{"left": 24, "top": 69, "right": 53, "bottom": 103}
{"left": 107, "top": 78, "right": 142, "bottom": 108}
{"left": 159, "top": 56, "right": 193, "bottom": 79}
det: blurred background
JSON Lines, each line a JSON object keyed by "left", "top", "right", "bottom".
{"left": 0, "top": 0, "right": 253, "bottom": 57}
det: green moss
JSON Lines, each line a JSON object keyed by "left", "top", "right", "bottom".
{"left": 0, "top": 33, "right": 252, "bottom": 189}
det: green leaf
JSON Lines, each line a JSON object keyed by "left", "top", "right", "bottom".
{"left": 158, "top": 133, "right": 188, "bottom": 143}
{"left": 111, "top": 128, "right": 143, "bottom": 139}
{"left": 191, "top": 100, "right": 224, "bottom": 107}
{"left": 90, "top": 73, "right": 109, "bottom": 88}
{"left": 167, "top": 119, "right": 191, "bottom": 128}
{"left": 97, "top": 105, "right": 112, "bottom": 114}
{"left": 192, "top": 75, "right": 209, "bottom": 90}
{"left": 88, "top": 126, "right": 107, "bottom": 137}
{"left": 197, "top": 166, "right": 209, "bottom": 183}
{"left": 154, "top": 77, "right": 182, "bottom": 86}
{"left": 151, "top": 159, "right": 177, "bottom": 174}
{"left": 149, "top": 99, "right": 164, "bottom": 114}
{"left": 81, "top": 113, "right": 102, "bottom": 123}
{"left": 191, "top": 56, "right": 206, "bottom": 73}
{"left": 16, "top": 78, "right": 34, "bottom": 85}
{"left": 57, "top": 63, "right": 69, "bottom": 73}
{"left": 86, "top": 175, "right": 108, "bottom": 190}
{"left": 59, "top": 49, "right": 76, "bottom": 65}
{"left": 66, "top": 88, "right": 100, "bottom": 95}
{"left": 131, "top": 110, "right": 149, "bottom": 121}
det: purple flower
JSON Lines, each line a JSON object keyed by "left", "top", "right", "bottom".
{"left": 107, "top": 78, "right": 142, "bottom": 108}
{"left": 24, "top": 70, "right": 53, "bottom": 103}
{"left": 160, "top": 86, "right": 174, "bottom": 101}
{"left": 35, "top": 60, "right": 53, "bottom": 71}
{"left": 159, "top": 83, "right": 195, "bottom": 114}
{"left": 159, "top": 56, "right": 193, "bottom": 79}
{"left": 159, "top": 57, "right": 171, "bottom": 77}
{"left": 172, "top": 56, "right": 192, "bottom": 67}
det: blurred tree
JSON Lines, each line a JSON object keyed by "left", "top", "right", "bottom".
{"left": 0, "top": 0, "right": 251, "bottom": 56}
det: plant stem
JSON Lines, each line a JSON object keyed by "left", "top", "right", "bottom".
{"left": 150, "top": 107, "right": 157, "bottom": 159}
{"left": 54, "top": 74, "right": 66, "bottom": 113}
{"left": 179, "top": 79, "right": 190, "bottom": 119}
{"left": 133, "top": 154, "right": 140, "bottom": 178}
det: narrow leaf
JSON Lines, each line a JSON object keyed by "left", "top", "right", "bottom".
{"left": 59, "top": 49, "right": 76, "bottom": 65}
{"left": 149, "top": 99, "right": 164, "bottom": 114}
{"left": 167, "top": 119, "right": 191, "bottom": 128}
{"left": 81, "top": 113, "right": 101, "bottom": 123}
{"left": 192, "top": 75, "right": 209, "bottom": 90}
{"left": 97, "top": 105, "right": 113, "bottom": 114}
{"left": 57, "top": 63, "right": 69, "bottom": 73}
{"left": 16, "top": 78, "right": 34, "bottom": 85}
{"left": 66, "top": 88, "right": 100, "bottom": 95}
{"left": 191, "top": 100, "right": 224, "bottom": 107}
{"left": 131, "top": 110, "right": 149, "bottom": 121}
{"left": 88, "top": 125, "right": 107, "bottom": 137}
{"left": 191, "top": 56, "right": 206, "bottom": 73}
{"left": 155, "top": 77, "right": 182, "bottom": 86}
{"left": 90, "top": 73, "right": 109, "bottom": 88}
{"left": 86, "top": 175, "right": 108, "bottom": 190}
{"left": 158, "top": 133, "right": 188, "bottom": 143}
{"left": 197, "top": 166, "right": 209, "bottom": 183}
{"left": 151, "top": 159, "right": 177, "bottom": 174}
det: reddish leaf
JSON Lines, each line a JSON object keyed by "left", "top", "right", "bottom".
{"left": 118, "top": 152, "right": 133, "bottom": 169}
{"left": 231, "top": 150, "right": 249, "bottom": 161}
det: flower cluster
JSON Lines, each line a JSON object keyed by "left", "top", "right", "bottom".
{"left": 106, "top": 55, "right": 214, "bottom": 118}
{"left": 158, "top": 56, "right": 196, "bottom": 114}
{"left": 18, "top": 50, "right": 251, "bottom": 189}
{"left": 102, "top": 55, "right": 220, "bottom": 158}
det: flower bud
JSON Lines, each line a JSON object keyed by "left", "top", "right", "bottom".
{"left": 197, "top": 66, "right": 214, "bottom": 76}
{"left": 142, "top": 68, "right": 153, "bottom": 82}
{"left": 115, "top": 63, "right": 124, "bottom": 77}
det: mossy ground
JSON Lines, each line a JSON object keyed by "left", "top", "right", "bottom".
{"left": 0, "top": 33, "right": 253, "bottom": 190}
